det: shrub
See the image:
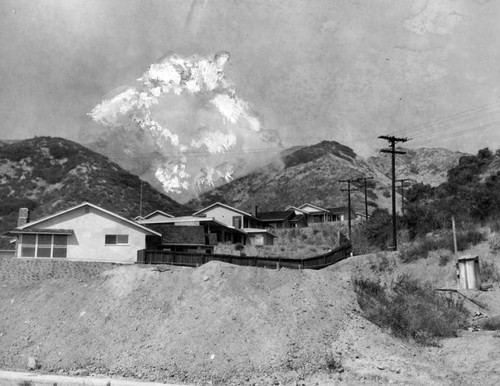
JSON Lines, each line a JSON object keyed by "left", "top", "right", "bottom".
{"left": 480, "top": 260, "right": 500, "bottom": 283}
{"left": 438, "top": 251, "right": 452, "bottom": 267}
{"left": 480, "top": 316, "right": 500, "bottom": 330}
{"left": 353, "top": 275, "right": 469, "bottom": 346}
{"left": 400, "top": 230, "right": 486, "bottom": 263}
{"left": 489, "top": 234, "right": 500, "bottom": 253}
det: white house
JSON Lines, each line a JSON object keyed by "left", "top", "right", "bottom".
{"left": 192, "top": 202, "right": 275, "bottom": 245}
{"left": 5, "top": 202, "right": 161, "bottom": 264}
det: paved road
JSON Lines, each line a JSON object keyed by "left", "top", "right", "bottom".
{"left": 0, "top": 370, "right": 189, "bottom": 386}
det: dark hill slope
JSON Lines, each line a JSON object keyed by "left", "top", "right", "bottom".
{"left": 0, "top": 137, "right": 186, "bottom": 232}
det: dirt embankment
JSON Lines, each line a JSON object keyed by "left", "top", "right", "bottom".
{"left": 0, "top": 256, "right": 499, "bottom": 385}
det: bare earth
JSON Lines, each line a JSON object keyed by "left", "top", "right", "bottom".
{"left": 0, "top": 255, "right": 499, "bottom": 385}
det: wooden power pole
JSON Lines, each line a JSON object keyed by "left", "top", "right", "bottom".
{"left": 397, "top": 178, "right": 411, "bottom": 216}
{"left": 339, "top": 179, "right": 358, "bottom": 239}
{"left": 356, "top": 176, "right": 374, "bottom": 220}
{"left": 379, "top": 135, "right": 410, "bottom": 250}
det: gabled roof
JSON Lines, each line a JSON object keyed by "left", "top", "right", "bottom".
{"left": 193, "top": 202, "right": 254, "bottom": 218}
{"left": 298, "top": 203, "right": 330, "bottom": 213}
{"left": 8, "top": 228, "right": 73, "bottom": 235}
{"left": 327, "top": 206, "right": 353, "bottom": 215}
{"left": 258, "top": 211, "right": 295, "bottom": 221}
{"left": 16, "top": 202, "right": 161, "bottom": 236}
{"left": 284, "top": 206, "right": 308, "bottom": 214}
{"left": 138, "top": 216, "right": 247, "bottom": 234}
{"left": 142, "top": 210, "right": 174, "bottom": 220}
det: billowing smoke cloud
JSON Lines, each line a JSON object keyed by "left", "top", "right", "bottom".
{"left": 89, "top": 51, "right": 281, "bottom": 196}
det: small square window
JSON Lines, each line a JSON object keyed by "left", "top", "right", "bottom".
{"left": 117, "top": 235, "right": 129, "bottom": 244}
{"left": 105, "top": 235, "right": 117, "bottom": 245}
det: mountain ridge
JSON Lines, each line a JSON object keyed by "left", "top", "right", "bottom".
{"left": 188, "top": 141, "right": 466, "bottom": 213}
{"left": 0, "top": 137, "right": 186, "bottom": 232}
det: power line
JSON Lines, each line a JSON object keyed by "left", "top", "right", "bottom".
{"left": 379, "top": 135, "right": 410, "bottom": 251}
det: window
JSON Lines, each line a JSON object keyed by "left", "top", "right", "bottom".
{"left": 105, "top": 234, "right": 129, "bottom": 245}
{"left": 21, "top": 234, "right": 67, "bottom": 258}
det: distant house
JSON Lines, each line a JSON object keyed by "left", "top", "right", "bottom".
{"left": 192, "top": 203, "right": 275, "bottom": 245}
{"left": 297, "top": 203, "right": 335, "bottom": 223}
{"left": 193, "top": 202, "right": 267, "bottom": 230}
{"left": 137, "top": 215, "right": 247, "bottom": 250}
{"left": 257, "top": 211, "right": 296, "bottom": 229}
{"left": 244, "top": 228, "right": 276, "bottom": 246}
{"left": 327, "top": 206, "right": 356, "bottom": 222}
{"left": 4, "top": 202, "right": 161, "bottom": 264}
{"left": 141, "top": 210, "right": 174, "bottom": 221}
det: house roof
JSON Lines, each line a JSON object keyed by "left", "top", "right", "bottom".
{"left": 327, "top": 206, "right": 352, "bottom": 215}
{"left": 147, "top": 225, "right": 212, "bottom": 245}
{"left": 138, "top": 216, "right": 247, "bottom": 234}
{"left": 7, "top": 228, "right": 74, "bottom": 235}
{"left": 289, "top": 214, "right": 306, "bottom": 222}
{"left": 284, "top": 206, "right": 308, "bottom": 214}
{"left": 15, "top": 202, "right": 161, "bottom": 237}
{"left": 257, "top": 211, "right": 294, "bottom": 221}
{"left": 193, "top": 202, "right": 255, "bottom": 218}
{"left": 298, "top": 203, "right": 330, "bottom": 213}
{"left": 142, "top": 210, "right": 173, "bottom": 219}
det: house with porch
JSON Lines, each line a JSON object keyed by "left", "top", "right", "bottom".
{"left": 192, "top": 203, "right": 276, "bottom": 245}
{"left": 4, "top": 202, "right": 161, "bottom": 264}
{"left": 137, "top": 215, "right": 247, "bottom": 250}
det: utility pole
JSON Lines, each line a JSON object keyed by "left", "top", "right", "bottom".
{"left": 397, "top": 178, "right": 411, "bottom": 216}
{"left": 379, "top": 135, "right": 410, "bottom": 250}
{"left": 339, "top": 179, "right": 358, "bottom": 239}
{"left": 139, "top": 181, "right": 143, "bottom": 218}
{"left": 356, "top": 177, "right": 374, "bottom": 220}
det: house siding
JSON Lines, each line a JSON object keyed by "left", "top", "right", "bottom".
{"left": 15, "top": 207, "right": 151, "bottom": 264}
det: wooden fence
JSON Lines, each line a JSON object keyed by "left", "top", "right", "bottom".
{"left": 136, "top": 243, "right": 352, "bottom": 270}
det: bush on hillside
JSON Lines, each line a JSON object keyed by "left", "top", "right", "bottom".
{"left": 353, "top": 275, "right": 469, "bottom": 346}
{"left": 0, "top": 197, "right": 38, "bottom": 216}
{"left": 399, "top": 229, "right": 486, "bottom": 263}
{"left": 365, "top": 209, "right": 392, "bottom": 250}
{"left": 480, "top": 260, "right": 500, "bottom": 283}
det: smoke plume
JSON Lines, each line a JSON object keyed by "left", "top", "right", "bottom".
{"left": 89, "top": 51, "right": 281, "bottom": 196}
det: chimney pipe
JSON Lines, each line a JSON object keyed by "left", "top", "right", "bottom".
{"left": 18, "top": 208, "right": 30, "bottom": 227}
{"left": 254, "top": 205, "right": 258, "bottom": 218}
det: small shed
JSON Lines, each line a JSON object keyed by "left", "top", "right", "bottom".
{"left": 457, "top": 255, "right": 481, "bottom": 290}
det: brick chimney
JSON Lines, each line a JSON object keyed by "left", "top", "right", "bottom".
{"left": 18, "top": 208, "right": 30, "bottom": 227}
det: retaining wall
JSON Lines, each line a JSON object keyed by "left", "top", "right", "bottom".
{"left": 0, "top": 257, "right": 118, "bottom": 284}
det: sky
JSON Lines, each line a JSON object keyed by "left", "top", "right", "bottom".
{"left": 1, "top": 0, "right": 500, "bottom": 159}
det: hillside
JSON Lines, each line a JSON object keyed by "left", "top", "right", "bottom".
{"left": 188, "top": 141, "right": 463, "bottom": 213}
{"left": 368, "top": 147, "right": 466, "bottom": 187}
{"left": 0, "top": 137, "right": 186, "bottom": 233}
{"left": 1, "top": 251, "right": 498, "bottom": 385}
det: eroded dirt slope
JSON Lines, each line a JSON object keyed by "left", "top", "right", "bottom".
{"left": 0, "top": 257, "right": 499, "bottom": 385}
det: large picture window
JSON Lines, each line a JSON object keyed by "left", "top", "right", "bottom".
{"left": 21, "top": 234, "right": 67, "bottom": 258}
{"left": 105, "top": 234, "right": 129, "bottom": 245}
